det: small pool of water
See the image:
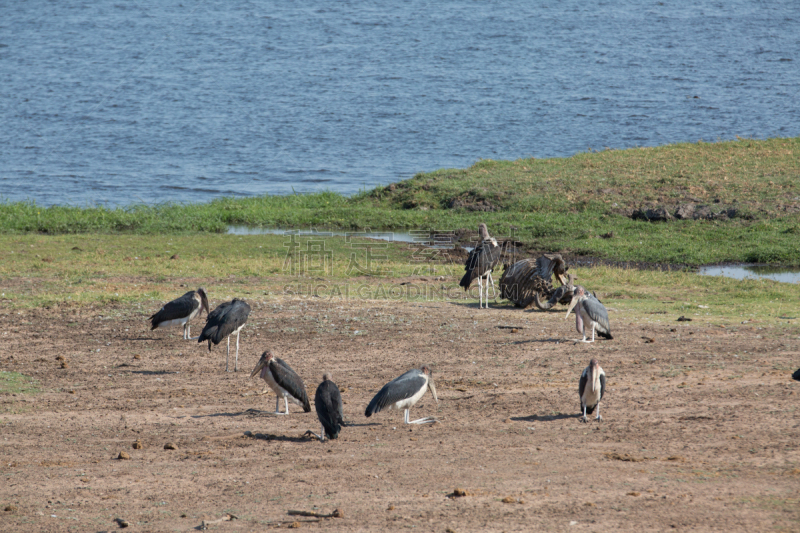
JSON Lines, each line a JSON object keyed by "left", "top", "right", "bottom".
{"left": 227, "top": 226, "right": 455, "bottom": 246}
{"left": 698, "top": 264, "right": 800, "bottom": 284}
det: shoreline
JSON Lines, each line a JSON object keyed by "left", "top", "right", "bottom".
{"left": 1, "top": 137, "right": 798, "bottom": 266}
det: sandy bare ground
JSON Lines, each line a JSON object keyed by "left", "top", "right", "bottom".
{"left": 1, "top": 292, "right": 799, "bottom": 532}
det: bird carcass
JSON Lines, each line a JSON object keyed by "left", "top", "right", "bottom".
{"left": 498, "top": 253, "right": 572, "bottom": 309}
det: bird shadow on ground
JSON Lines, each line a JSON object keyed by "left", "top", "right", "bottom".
{"left": 502, "top": 338, "right": 568, "bottom": 346}
{"left": 244, "top": 431, "right": 310, "bottom": 443}
{"left": 189, "top": 410, "right": 253, "bottom": 419}
{"left": 511, "top": 413, "right": 576, "bottom": 422}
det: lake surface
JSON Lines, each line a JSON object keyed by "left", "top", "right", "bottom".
{"left": 2, "top": 1, "right": 798, "bottom": 206}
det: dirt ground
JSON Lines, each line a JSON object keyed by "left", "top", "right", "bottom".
{"left": 1, "top": 289, "right": 799, "bottom": 532}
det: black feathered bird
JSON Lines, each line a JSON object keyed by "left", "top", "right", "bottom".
{"left": 459, "top": 223, "right": 501, "bottom": 309}
{"left": 307, "top": 373, "right": 344, "bottom": 441}
{"left": 365, "top": 366, "right": 438, "bottom": 425}
{"left": 198, "top": 298, "right": 251, "bottom": 372}
{"left": 792, "top": 368, "right": 800, "bottom": 382}
{"left": 149, "top": 288, "right": 209, "bottom": 339}
{"left": 250, "top": 350, "right": 311, "bottom": 414}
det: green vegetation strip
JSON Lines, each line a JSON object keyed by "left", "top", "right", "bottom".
{"left": 0, "top": 371, "right": 39, "bottom": 395}
{"left": 1, "top": 138, "right": 799, "bottom": 265}
{"left": 1, "top": 234, "right": 799, "bottom": 333}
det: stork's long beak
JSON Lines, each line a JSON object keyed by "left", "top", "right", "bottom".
{"left": 202, "top": 297, "right": 210, "bottom": 316}
{"left": 590, "top": 365, "right": 599, "bottom": 393}
{"left": 250, "top": 357, "right": 266, "bottom": 379}
{"left": 565, "top": 294, "right": 579, "bottom": 319}
{"left": 428, "top": 378, "right": 439, "bottom": 405}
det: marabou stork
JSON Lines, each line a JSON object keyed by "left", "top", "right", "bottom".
{"left": 578, "top": 358, "right": 606, "bottom": 422}
{"left": 306, "top": 373, "right": 344, "bottom": 441}
{"left": 792, "top": 368, "right": 800, "bottom": 382}
{"left": 365, "top": 366, "right": 439, "bottom": 425}
{"left": 149, "top": 288, "right": 209, "bottom": 339}
{"left": 565, "top": 286, "right": 613, "bottom": 343}
{"left": 198, "top": 298, "right": 251, "bottom": 371}
{"left": 459, "top": 223, "right": 501, "bottom": 309}
{"left": 250, "top": 350, "right": 311, "bottom": 415}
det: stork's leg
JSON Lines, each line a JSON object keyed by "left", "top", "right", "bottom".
{"left": 187, "top": 325, "right": 191, "bottom": 339}
{"left": 225, "top": 336, "right": 230, "bottom": 372}
{"left": 183, "top": 323, "right": 188, "bottom": 340}
{"left": 234, "top": 330, "right": 240, "bottom": 372}
{"left": 488, "top": 271, "right": 497, "bottom": 299}
{"left": 587, "top": 324, "right": 596, "bottom": 344}
{"left": 595, "top": 403, "right": 602, "bottom": 422}
{"left": 581, "top": 403, "right": 588, "bottom": 423}
{"left": 273, "top": 395, "right": 288, "bottom": 415}
{"left": 284, "top": 397, "right": 290, "bottom": 415}
{"left": 404, "top": 408, "right": 436, "bottom": 425}
{"left": 477, "top": 277, "right": 483, "bottom": 308}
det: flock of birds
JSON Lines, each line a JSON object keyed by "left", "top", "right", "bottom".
{"left": 147, "top": 223, "right": 613, "bottom": 441}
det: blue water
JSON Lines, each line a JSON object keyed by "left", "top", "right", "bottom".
{"left": 1, "top": 1, "right": 798, "bottom": 206}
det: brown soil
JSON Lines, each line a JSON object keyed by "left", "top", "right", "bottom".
{"left": 1, "top": 297, "right": 799, "bottom": 531}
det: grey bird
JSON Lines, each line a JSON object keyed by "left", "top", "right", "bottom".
{"left": 578, "top": 359, "right": 606, "bottom": 422}
{"left": 565, "top": 286, "right": 613, "bottom": 343}
{"left": 250, "top": 350, "right": 311, "bottom": 415}
{"left": 306, "top": 373, "right": 345, "bottom": 441}
{"left": 198, "top": 298, "right": 251, "bottom": 371}
{"left": 149, "top": 288, "right": 210, "bottom": 339}
{"left": 365, "top": 366, "right": 439, "bottom": 425}
{"left": 459, "top": 223, "right": 501, "bottom": 309}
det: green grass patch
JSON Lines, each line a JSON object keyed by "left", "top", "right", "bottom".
{"left": 1, "top": 138, "right": 799, "bottom": 265}
{"left": 0, "top": 371, "right": 39, "bottom": 395}
{"left": 1, "top": 234, "right": 799, "bottom": 334}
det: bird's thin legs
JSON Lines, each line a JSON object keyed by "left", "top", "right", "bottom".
{"left": 477, "top": 276, "right": 483, "bottom": 308}
{"left": 284, "top": 397, "right": 290, "bottom": 415}
{"left": 234, "top": 330, "right": 240, "bottom": 372}
{"left": 225, "top": 336, "right": 231, "bottom": 372}
{"left": 487, "top": 271, "right": 497, "bottom": 299}
{"left": 404, "top": 408, "right": 436, "bottom": 425}
{"left": 595, "top": 404, "right": 602, "bottom": 421}
{"left": 273, "top": 395, "right": 288, "bottom": 415}
{"left": 581, "top": 403, "right": 588, "bottom": 423}
{"left": 591, "top": 324, "right": 596, "bottom": 343}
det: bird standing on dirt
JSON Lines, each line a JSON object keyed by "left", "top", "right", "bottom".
{"left": 250, "top": 350, "right": 311, "bottom": 415}
{"left": 459, "top": 223, "right": 501, "bottom": 309}
{"left": 306, "top": 373, "right": 345, "bottom": 441}
{"left": 365, "top": 366, "right": 439, "bottom": 425}
{"left": 565, "top": 286, "right": 613, "bottom": 342}
{"left": 198, "top": 298, "right": 251, "bottom": 371}
{"left": 149, "top": 288, "right": 210, "bottom": 339}
{"left": 579, "top": 358, "right": 606, "bottom": 422}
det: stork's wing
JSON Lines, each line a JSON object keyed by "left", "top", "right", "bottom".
{"left": 599, "top": 372, "right": 606, "bottom": 402}
{"left": 270, "top": 358, "right": 311, "bottom": 412}
{"left": 793, "top": 368, "right": 800, "bottom": 382}
{"left": 459, "top": 241, "right": 501, "bottom": 289}
{"left": 315, "top": 380, "right": 343, "bottom": 439}
{"left": 149, "top": 291, "right": 198, "bottom": 328}
{"left": 198, "top": 299, "right": 251, "bottom": 345}
{"left": 365, "top": 370, "right": 427, "bottom": 417}
{"left": 581, "top": 297, "right": 610, "bottom": 333}
{"left": 578, "top": 367, "right": 588, "bottom": 399}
